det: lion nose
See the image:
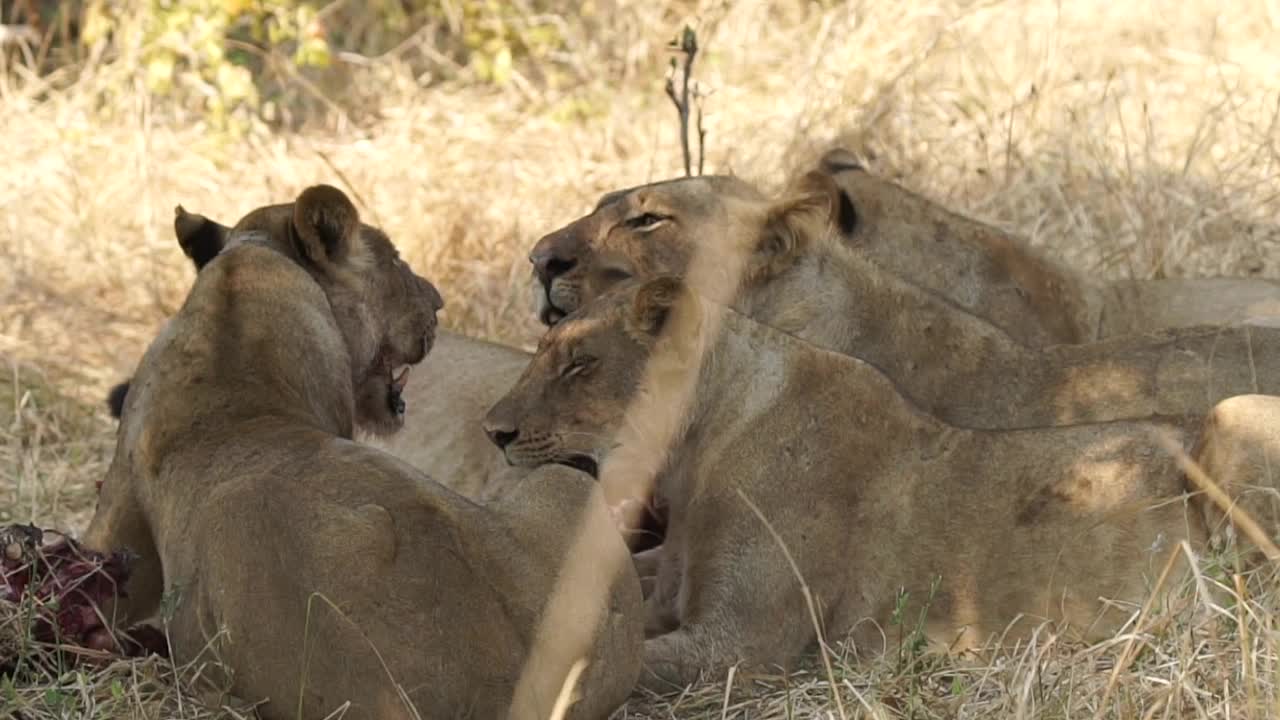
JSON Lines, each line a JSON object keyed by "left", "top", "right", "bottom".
{"left": 529, "top": 240, "right": 577, "bottom": 285}
{"left": 483, "top": 419, "right": 519, "bottom": 450}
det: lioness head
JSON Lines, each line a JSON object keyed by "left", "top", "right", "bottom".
{"left": 110, "top": 186, "right": 444, "bottom": 436}
{"left": 529, "top": 149, "right": 1089, "bottom": 347}
{"left": 529, "top": 176, "right": 766, "bottom": 324}
{"left": 484, "top": 276, "right": 693, "bottom": 476}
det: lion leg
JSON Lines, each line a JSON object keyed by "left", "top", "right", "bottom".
{"left": 81, "top": 487, "right": 164, "bottom": 625}
{"left": 633, "top": 544, "right": 663, "bottom": 587}
{"left": 643, "top": 593, "right": 679, "bottom": 638}
{"left": 640, "top": 601, "right": 814, "bottom": 692}
{"left": 1191, "top": 394, "right": 1280, "bottom": 558}
{"left": 636, "top": 542, "right": 684, "bottom": 637}
{"left": 636, "top": 519, "right": 819, "bottom": 692}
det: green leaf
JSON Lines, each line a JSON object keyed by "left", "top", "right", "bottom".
{"left": 294, "top": 37, "right": 331, "bottom": 68}
{"left": 490, "top": 46, "right": 513, "bottom": 85}
{"left": 43, "top": 688, "right": 65, "bottom": 709}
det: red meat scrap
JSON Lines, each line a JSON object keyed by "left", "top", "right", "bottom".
{"left": 1, "top": 524, "right": 168, "bottom": 669}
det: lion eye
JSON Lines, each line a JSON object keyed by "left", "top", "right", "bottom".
{"left": 600, "top": 266, "right": 632, "bottom": 281}
{"left": 561, "top": 356, "right": 597, "bottom": 378}
{"left": 624, "top": 213, "right": 669, "bottom": 231}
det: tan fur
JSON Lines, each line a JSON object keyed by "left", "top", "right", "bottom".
{"left": 83, "top": 188, "right": 641, "bottom": 720}
{"left": 365, "top": 330, "right": 533, "bottom": 502}
{"left": 815, "top": 148, "right": 1280, "bottom": 345}
{"left": 485, "top": 276, "right": 1279, "bottom": 690}
{"left": 110, "top": 208, "right": 535, "bottom": 505}
{"left": 526, "top": 171, "right": 1280, "bottom": 430}
{"left": 1190, "top": 394, "right": 1280, "bottom": 543}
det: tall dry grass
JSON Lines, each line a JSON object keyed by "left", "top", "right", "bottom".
{"left": 2, "top": 0, "right": 1279, "bottom": 717}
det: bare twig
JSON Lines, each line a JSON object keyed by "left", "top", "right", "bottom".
{"left": 696, "top": 92, "right": 707, "bottom": 176}
{"left": 664, "top": 26, "right": 705, "bottom": 177}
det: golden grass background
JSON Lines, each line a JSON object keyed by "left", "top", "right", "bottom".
{"left": 2, "top": 0, "right": 1279, "bottom": 717}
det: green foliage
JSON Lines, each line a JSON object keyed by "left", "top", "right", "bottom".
{"left": 890, "top": 575, "right": 942, "bottom": 669}
{"left": 58, "top": 1, "right": 575, "bottom": 130}
{"left": 78, "top": 0, "right": 330, "bottom": 130}
{"left": 323, "top": 0, "right": 573, "bottom": 87}
{"left": 456, "top": 0, "right": 564, "bottom": 86}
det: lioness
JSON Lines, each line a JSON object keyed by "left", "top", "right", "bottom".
{"left": 532, "top": 151, "right": 1280, "bottom": 348}
{"left": 107, "top": 205, "right": 532, "bottom": 503}
{"left": 367, "top": 332, "right": 534, "bottom": 501}
{"left": 84, "top": 186, "right": 641, "bottom": 719}
{"left": 525, "top": 168, "right": 1280, "bottom": 429}
{"left": 484, "top": 274, "right": 1280, "bottom": 690}
{"left": 816, "top": 149, "right": 1280, "bottom": 344}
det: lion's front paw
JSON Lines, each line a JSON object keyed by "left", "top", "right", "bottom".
{"left": 638, "top": 633, "right": 701, "bottom": 694}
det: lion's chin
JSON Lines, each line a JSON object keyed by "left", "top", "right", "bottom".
{"left": 536, "top": 284, "right": 571, "bottom": 326}
{"left": 354, "top": 370, "right": 410, "bottom": 438}
{"left": 540, "top": 305, "right": 567, "bottom": 325}
{"left": 356, "top": 407, "right": 406, "bottom": 438}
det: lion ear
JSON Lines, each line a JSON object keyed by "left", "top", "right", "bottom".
{"left": 749, "top": 173, "right": 834, "bottom": 280}
{"left": 292, "top": 184, "right": 361, "bottom": 268}
{"left": 173, "top": 206, "right": 231, "bottom": 271}
{"left": 106, "top": 380, "right": 130, "bottom": 420}
{"left": 811, "top": 152, "right": 860, "bottom": 236}
{"left": 627, "top": 275, "right": 686, "bottom": 338}
{"left": 817, "top": 147, "right": 864, "bottom": 176}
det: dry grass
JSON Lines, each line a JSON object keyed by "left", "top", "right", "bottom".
{"left": 2, "top": 0, "right": 1279, "bottom": 717}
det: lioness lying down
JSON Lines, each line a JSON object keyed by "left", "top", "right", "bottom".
{"left": 84, "top": 186, "right": 641, "bottom": 719}
{"left": 814, "top": 149, "right": 1280, "bottom": 345}
{"left": 485, "top": 275, "right": 1280, "bottom": 690}
{"left": 533, "top": 150, "right": 1280, "bottom": 348}
{"left": 106, "top": 205, "right": 533, "bottom": 503}
{"left": 526, "top": 168, "right": 1280, "bottom": 429}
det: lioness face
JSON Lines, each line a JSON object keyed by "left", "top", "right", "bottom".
{"left": 529, "top": 176, "right": 765, "bottom": 325}
{"left": 345, "top": 226, "right": 446, "bottom": 436}
{"left": 484, "top": 279, "right": 680, "bottom": 475}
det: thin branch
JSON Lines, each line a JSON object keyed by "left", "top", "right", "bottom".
{"left": 695, "top": 87, "right": 707, "bottom": 176}
{"left": 665, "top": 26, "right": 701, "bottom": 177}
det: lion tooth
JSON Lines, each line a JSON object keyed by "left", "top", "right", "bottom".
{"left": 391, "top": 365, "right": 410, "bottom": 392}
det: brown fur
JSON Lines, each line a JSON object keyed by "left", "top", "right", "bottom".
{"left": 525, "top": 170, "right": 1280, "bottom": 429}
{"left": 367, "top": 330, "right": 534, "bottom": 502}
{"left": 816, "top": 148, "right": 1280, "bottom": 345}
{"left": 109, "top": 207, "right": 534, "bottom": 504}
{"left": 1189, "top": 394, "right": 1280, "bottom": 543}
{"left": 485, "top": 275, "right": 1279, "bottom": 690}
{"left": 83, "top": 187, "right": 641, "bottom": 719}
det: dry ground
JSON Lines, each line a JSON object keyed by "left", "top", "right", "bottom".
{"left": 3, "top": 0, "right": 1280, "bottom": 717}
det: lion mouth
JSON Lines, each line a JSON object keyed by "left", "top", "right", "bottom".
{"left": 558, "top": 454, "right": 599, "bottom": 479}
{"left": 540, "top": 305, "right": 567, "bottom": 325}
{"left": 386, "top": 364, "right": 411, "bottom": 416}
{"left": 537, "top": 282, "right": 568, "bottom": 326}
